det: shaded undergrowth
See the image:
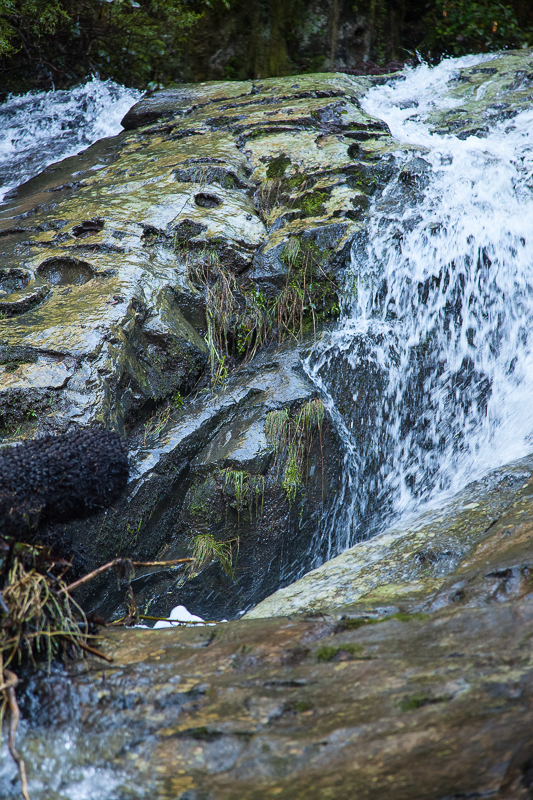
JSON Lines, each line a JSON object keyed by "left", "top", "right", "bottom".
{"left": 188, "top": 244, "right": 339, "bottom": 387}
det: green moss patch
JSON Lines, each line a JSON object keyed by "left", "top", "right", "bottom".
{"left": 316, "top": 643, "right": 366, "bottom": 662}
{"left": 399, "top": 693, "right": 451, "bottom": 712}
{"left": 266, "top": 155, "right": 291, "bottom": 179}
{"left": 298, "top": 191, "right": 329, "bottom": 218}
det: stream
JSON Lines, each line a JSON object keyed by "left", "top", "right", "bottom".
{"left": 0, "top": 77, "right": 141, "bottom": 204}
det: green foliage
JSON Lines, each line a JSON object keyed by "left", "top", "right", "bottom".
{"left": 0, "top": 0, "right": 67, "bottom": 56}
{"left": 1, "top": 0, "right": 532, "bottom": 94}
{"left": 428, "top": 0, "right": 528, "bottom": 56}
{"left": 223, "top": 469, "right": 248, "bottom": 515}
{"left": 172, "top": 391, "right": 184, "bottom": 410}
{"left": 0, "top": 0, "right": 205, "bottom": 91}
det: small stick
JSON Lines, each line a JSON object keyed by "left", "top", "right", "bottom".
{"left": 131, "top": 559, "right": 194, "bottom": 567}
{"left": 138, "top": 615, "right": 218, "bottom": 624}
{"left": 61, "top": 635, "right": 113, "bottom": 663}
{"left": 3, "top": 670, "right": 31, "bottom": 800}
{"left": 60, "top": 558, "right": 194, "bottom": 594}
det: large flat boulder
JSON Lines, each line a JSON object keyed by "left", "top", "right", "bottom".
{"left": 4, "top": 586, "right": 533, "bottom": 799}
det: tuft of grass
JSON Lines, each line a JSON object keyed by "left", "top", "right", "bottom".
{"left": 265, "top": 408, "right": 289, "bottom": 451}
{"left": 188, "top": 238, "right": 339, "bottom": 380}
{"left": 265, "top": 398, "right": 326, "bottom": 504}
{"left": 190, "top": 534, "right": 238, "bottom": 582}
{"left": 282, "top": 444, "right": 302, "bottom": 505}
{"left": 144, "top": 405, "right": 172, "bottom": 443}
{"left": 222, "top": 469, "right": 266, "bottom": 523}
{"left": 172, "top": 391, "right": 184, "bottom": 410}
{"left": 223, "top": 469, "right": 248, "bottom": 517}
{"left": 0, "top": 542, "right": 88, "bottom": 674}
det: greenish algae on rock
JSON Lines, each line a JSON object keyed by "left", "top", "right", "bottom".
{"left": 0, "top": 69, "right": 399, "bottom": 441}
{"left": 0, "top": 70, "right": 404, "bottom": 620}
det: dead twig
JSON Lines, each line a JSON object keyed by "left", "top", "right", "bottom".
{"left": 60, "top": 558, "right": 194, "bottom": 594}
{"left": 3, "top": 669, "right": 30, "bottom": 800}
{"left": 61, "top": 636, "right": 113, "bottom": 663}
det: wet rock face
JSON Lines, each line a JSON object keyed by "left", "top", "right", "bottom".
{"left": 247, "top": 450, "right": 533, "bottom": 619}
{"left": 8, "top": 590, "right": 533, "bottom": 800}
{"left": 427, "top": 51, "right": 533, "bottom": 137}
{"left": 9, "top": 450, "right": 533, "bottom": 798}
{"left": 62, "top": 344, "right": 344, "bottom": 621}
{"left": 0, "top": 71, "right": 396, "bottom": 619}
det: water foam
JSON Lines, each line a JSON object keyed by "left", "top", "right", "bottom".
{"left": 0, "top": 76, "right": 141, "bottom": 202}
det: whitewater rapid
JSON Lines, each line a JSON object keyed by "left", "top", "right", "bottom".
{"left": 0, "top": 77, "right": 141, "bottom": 203}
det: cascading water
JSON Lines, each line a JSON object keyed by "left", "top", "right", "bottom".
{"left": 307, "top": 53, "right": 533, "bottom": 560}
{"left": 0, "top": 77, "right": 141, "bottom": 203}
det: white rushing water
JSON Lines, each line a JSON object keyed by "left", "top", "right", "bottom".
{"left": 307, "top": 53, "right": 533, "bottom": 557}
{"left": 0, "top": 76, "right": 141, "bottom": 202}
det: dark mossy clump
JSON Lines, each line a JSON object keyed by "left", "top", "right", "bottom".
{"left": 0, "top": 428, "right": 129, "bottom": 536}
{"left": 315, "top": 643, "right": 366, "bottom": 662}
{"left": 266, "top": 155, "right": 291, "bottom": 180}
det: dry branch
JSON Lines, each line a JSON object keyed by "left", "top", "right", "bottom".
{"left": 3, "top": 670, "right": 30, "bottom": 800}
{"left": 60, "top": 557, "right": 194, "bottom": 594}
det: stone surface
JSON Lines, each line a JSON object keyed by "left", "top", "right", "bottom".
{"left": 0, "top": 70, "right": 397, "bottom": 438}
{"left": 1, "top": 71, "right": 400, "bottom": 620}
{"left": 7, "top": 442, "right": 533, "bottom": 797}
{"left": 63, "top": 341, "right": 344, "bottom": 622}
{"left": 427, "top": 50, "right": 533, "bottom": 138}
{"left": 4, "top": 588, "right": 533, "bottom": 799}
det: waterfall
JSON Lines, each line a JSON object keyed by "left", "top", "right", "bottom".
{"left": 0, "top": 77, "right": 141, "bottom": 203}
{"left": 1, "top": 59, "right": 532, "bottom": 569}
{"left": 306, "top": 54, "right": 533, "bottom": 559}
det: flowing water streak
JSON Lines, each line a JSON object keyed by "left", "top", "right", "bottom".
{"left": 306, "top": 54, "right": 533, "bottom": 558}
{"left": 0, "top": 76, "right": 141, "bottom": 203}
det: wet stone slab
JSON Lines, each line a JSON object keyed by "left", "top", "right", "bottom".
{"left": 4, "top": 589, "right": 533, "bottom": 800}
